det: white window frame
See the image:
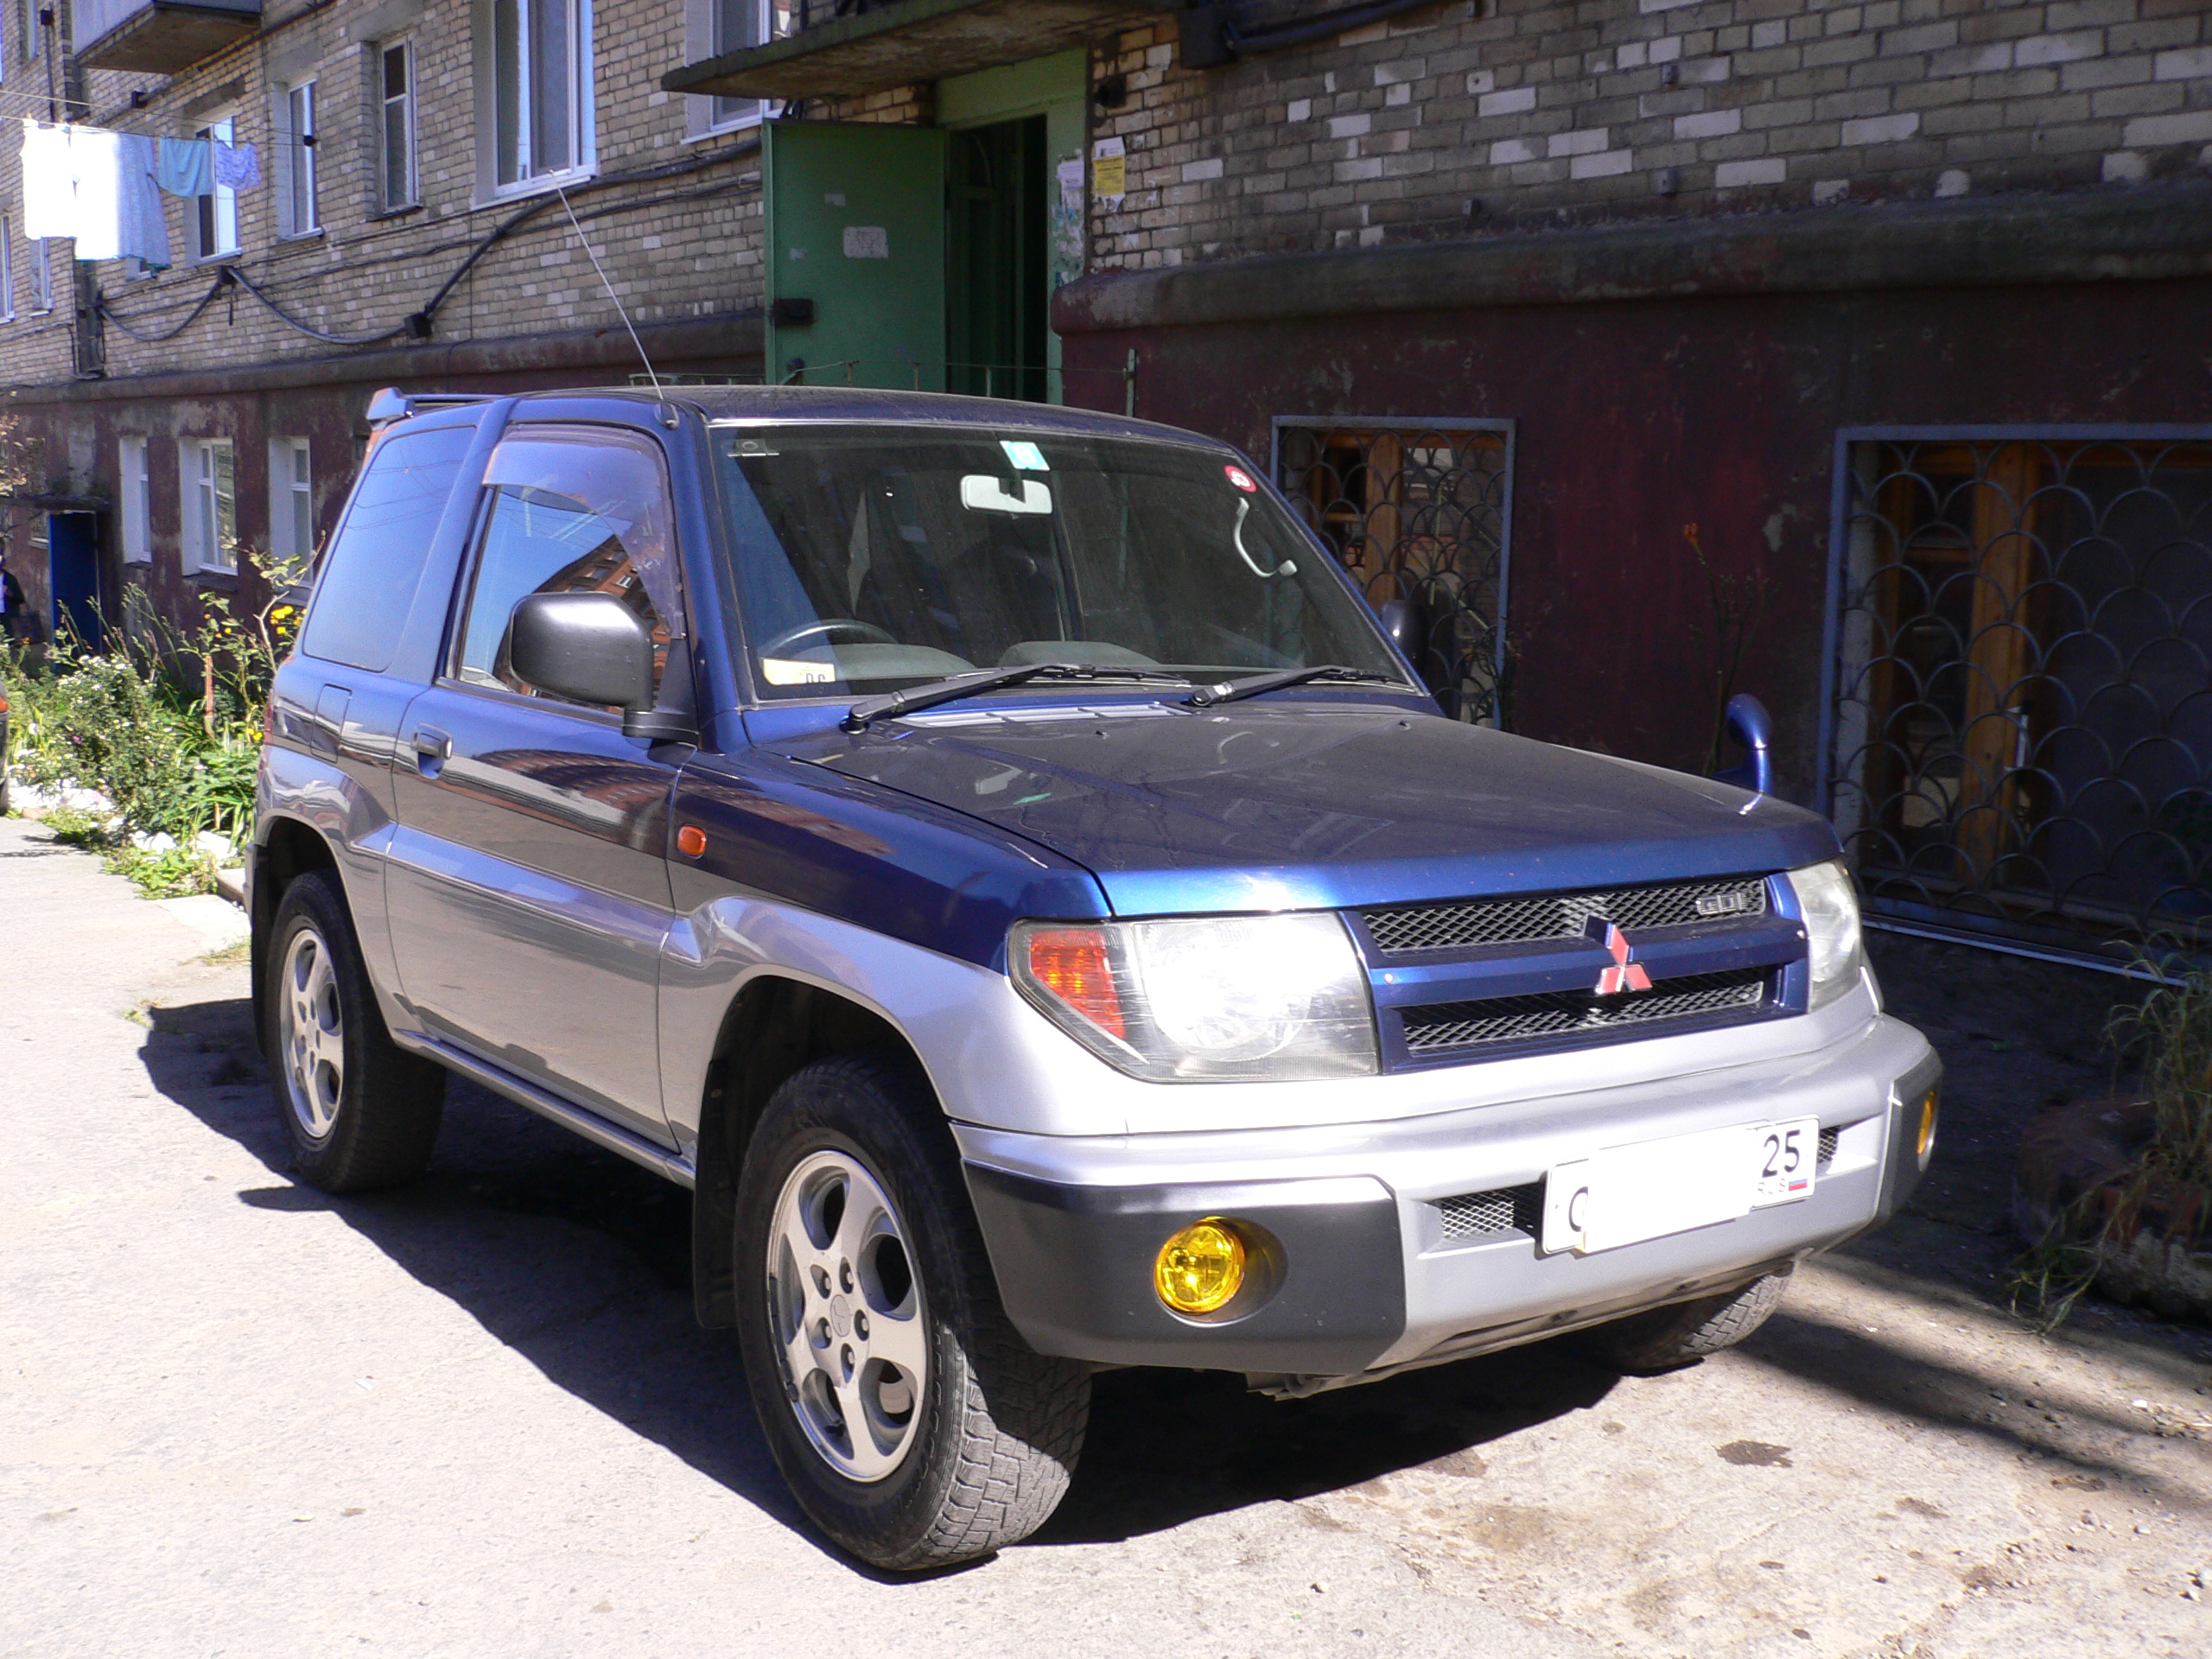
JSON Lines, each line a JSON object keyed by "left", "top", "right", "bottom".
{"left": 0, "top": 217, "right": 14, "bottom": 321}
{"left": 478, "top": 0, "right": 596, "bottom": 200}
{"left": 19, "top": 0, "right": 38, "bottom": 63}
{"left": 274, "top": 78, "right": 321, "bottom": 238}
{"left": 30, "top": 235, "right": 50, "bottom": 312}
{"left": 119, "top": 436, "right": 152, "bottom": 564}
{"left": 683, "top": 0, "right": 774, "bottom": 140}
{"left": 268, "top": 437, "right": 314, "bottom": 562}
{"left": 194, "top": 115, "right": 241, "bottom": 260}
{"left": 181, "top": 438, "right": 239, "bottom": 575}
{"left": 376, "top": 38, "right": 420, "bottom": 212}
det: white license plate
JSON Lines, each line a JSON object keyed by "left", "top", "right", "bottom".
{"left": 1541, "top": 1116, "right": 1819, "bottom": 1256}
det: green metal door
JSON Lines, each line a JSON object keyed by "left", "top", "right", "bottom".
{"left": 764, "top": 121, "right": 948, "bottom": 391}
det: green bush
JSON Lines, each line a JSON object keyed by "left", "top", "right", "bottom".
{"left": 4, "top": 562, "right": 303, "bottom": 894}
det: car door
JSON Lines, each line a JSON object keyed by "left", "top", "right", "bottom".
{"left": 385, "top": 423, "right": 689, "bottom": 1142}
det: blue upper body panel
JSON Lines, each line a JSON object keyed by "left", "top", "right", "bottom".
{"left": 756, "top": 692, "right": 1841, "bottom": 919}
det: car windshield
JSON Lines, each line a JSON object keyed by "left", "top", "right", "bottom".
{"left": 711, "top": 423, "right": 1405, "bottom": 699}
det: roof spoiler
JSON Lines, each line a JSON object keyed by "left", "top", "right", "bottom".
{"left": 365, "top": 388, "right": 497, "bottom": 427}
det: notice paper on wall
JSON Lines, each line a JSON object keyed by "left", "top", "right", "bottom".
{"left": 1092, "top": 136, "right": 1125, "bottom": 208}
{"left": 1057, "top": 157, "right": 1083, "bottom": 212}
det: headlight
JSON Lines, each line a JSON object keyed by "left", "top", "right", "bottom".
{"left": 1010, "top": 913, "right": 1378, "bottom": 1082}
{"left": 1789, "top": 858, "right": 1866, "bottom": 1011}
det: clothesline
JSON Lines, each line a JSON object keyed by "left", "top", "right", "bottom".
{"left": 18, "top": 119, "right": 262, "bottom": 270}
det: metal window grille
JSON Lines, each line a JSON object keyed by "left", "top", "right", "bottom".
{"left": 1823, "top": 431, "right": 2212, "bottom": 963}
{"left": 1272, "top": 418, "right": 1514, "bottom": 726}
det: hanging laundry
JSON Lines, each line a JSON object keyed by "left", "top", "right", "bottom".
{"left": 15, "top": 121, "right": 173, "bottom": 266}
{"left": 211, "top": 139, "right": 259, "bottom": 192}
{"left": 116, "top": 132, "right": 170, "bottom": 270}
{"left": 154, "top": 135, "right": 211, "bottom": 198}
{"left": 20, "top": 121, "right": 76, "bottom": 242}
{"left": 67, "top": 125, "right": 129, "bottom": 260}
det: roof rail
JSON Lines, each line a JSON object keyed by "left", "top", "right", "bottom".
{"left": 365, "top": 388, "right": 499, "bottom": 427}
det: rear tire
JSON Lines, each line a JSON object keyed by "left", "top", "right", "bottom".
{"left": 734, "top": 1054, "right": 1090, "bottom": 1571}
{"left": 265, "top": 870, "right": 444, "bottom": 1192}
{"left": 1577, "top": 1272, "right": 1789, "bottom": 1374}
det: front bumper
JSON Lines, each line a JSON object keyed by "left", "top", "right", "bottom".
{"left": 958, "top": 1013, "right": 1940, "bottom": 1382}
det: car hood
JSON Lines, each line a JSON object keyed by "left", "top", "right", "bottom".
{"left": 779, "top": 699, "right": 1838, "bottom": 916}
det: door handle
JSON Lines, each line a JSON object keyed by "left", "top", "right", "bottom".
{"left": 410, "top": 726, "right": 453, "bottom": 761}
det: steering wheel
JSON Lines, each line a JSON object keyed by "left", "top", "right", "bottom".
{"left": 760, "top": 618, "right": 897, "bottom": 655}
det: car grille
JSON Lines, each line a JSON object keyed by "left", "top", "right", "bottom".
{"left": 1435, "top": 1183, "right": 1544, "bottom": 1241}
{"left": 1363, "top": 874, "right": 1770, "bottom": 956}
{"left": 1817, "top": 1127, "right": 1839, "bottom": 1170}
{"left": 1400, "top": 967, "right": 1771, "bottom": 1055}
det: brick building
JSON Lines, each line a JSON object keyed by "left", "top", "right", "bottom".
{"left": 4, "top": 0, "right": 2209, "bottom": 960}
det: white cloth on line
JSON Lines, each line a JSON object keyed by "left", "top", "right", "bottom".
{"left": 67, "top": 126, "right": 127, "bottom": 260}
{"left": 20, "top": 121, "right": 76, "bottom": 242}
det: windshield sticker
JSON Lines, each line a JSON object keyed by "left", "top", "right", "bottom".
{"left": 1224, "top": 464, "right": 1258, "bottom": 493}
{"left": 760, "top": 657, "right": 838, "bottom": 686}
{"left": 1001, "top": 439, "right": 1050, "bottom": 472}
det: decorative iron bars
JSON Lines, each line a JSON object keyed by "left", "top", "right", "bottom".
{"left": 1826, "top": 434, "right": 2212, "bottom": 960}
{"left": 1272, "top": 419, "right": 1513, "bottom": 725}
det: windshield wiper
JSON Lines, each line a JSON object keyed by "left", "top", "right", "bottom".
{"left": 839, "top": 664, "right": 1185, "bottom": 733}
{"left": 1185, "top": 664, "right": 1401, "bottom": 709}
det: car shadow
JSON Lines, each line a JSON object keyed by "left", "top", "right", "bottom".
{"left": 138, "top": 993, "right": 1622, "bottom": 1556}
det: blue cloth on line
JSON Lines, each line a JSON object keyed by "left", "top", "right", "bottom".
{"left": 154, "top": 136, "right": 211, "bottom": 198}
{"left": 212, "top": 139, "right": 259, "bottom": 192}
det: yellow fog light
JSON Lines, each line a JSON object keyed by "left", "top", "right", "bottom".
{"left": 1916, "top": 1088, "right": 1939, "bottom": 1163}
{"left": 1155, "top": 1218, "right": 1246, "bottom": 1316}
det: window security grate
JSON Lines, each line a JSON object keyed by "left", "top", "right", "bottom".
{"left": 1365, "top": 875, "right": 1770, "bottom": 956}
{"left": 1274, "top": 419, "right": 1513, "bottom": 726}
{"left": 1827, "top": 435, "right": 2212, "bottom": 962}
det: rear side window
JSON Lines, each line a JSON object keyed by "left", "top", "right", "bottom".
{"left": 298, "top": 424, "right": 475, "bottom": 673}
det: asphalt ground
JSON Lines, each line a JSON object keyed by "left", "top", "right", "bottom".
{"left": 2, "top": 810, "right": 2207, "bottom": 1658}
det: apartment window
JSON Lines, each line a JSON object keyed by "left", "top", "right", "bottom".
{"left": 492, "top": 0, "right": 590, "bottom": 188}
{"left": 269, "top": 438, "right": 315, "bottom": 561}
{"left": 182, "top": 439, "right": 238, "bottom": 574}
{"left": 1, "top": 218, "right": 13, "bottom": 321}
{"left": 378, "top": 41, "right": 419, "bottom": 210}
{"left": 18, "top": 0, "right": 38, "bottom": 62}
{"left": 685, "top": 0, "right": 769, "bottom": 136}
{"left": 194, "top": 117, "right": 241, "bottom": 258}
{"left": 275, "top": 80, "right": 320, "bottom": 236}
{"left": 31, "top": 236, "right": 49, "bottom": 311}
{"left": 119, "top": 437, "right": 152, "bottom": 564}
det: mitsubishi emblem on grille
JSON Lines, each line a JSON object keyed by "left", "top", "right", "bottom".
{"left": 1586, "top": 918, "right": 1653, "bottom": 995}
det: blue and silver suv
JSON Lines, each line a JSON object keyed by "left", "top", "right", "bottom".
{"left": 251, "top": 385, "right": 1939, "bottom": 1569}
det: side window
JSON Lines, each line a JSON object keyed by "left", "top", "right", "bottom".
{"left": 453, "top": 428, "right": 682, "bottom": 710}
{"left": 298, "top": 424, "right": 475, "bottom": 673}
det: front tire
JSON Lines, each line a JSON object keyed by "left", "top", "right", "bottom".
{"left": 265, "top": 870, "right": 444, "bottom": 1193}
{"left": 735, "top": 1055, "right": 1090, "bottom": 1570}
{"left": 1577, "top": 1272, "right": 1789, "bottom": 1374}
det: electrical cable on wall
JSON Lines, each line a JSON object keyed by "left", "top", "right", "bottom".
{"left": 92, "top": 134, "right": 765, "bottom": 354}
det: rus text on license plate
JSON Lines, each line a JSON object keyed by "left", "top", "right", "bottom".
{"left": 1541, "top": 1117, "right": 1819, "bottom": 1256}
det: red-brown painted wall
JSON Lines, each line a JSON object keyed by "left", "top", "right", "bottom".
{"left": 1061, "top": 276, "right": 2212, "bottom": 803}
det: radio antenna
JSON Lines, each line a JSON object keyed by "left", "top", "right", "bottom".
{"left": 555, "top": 183, "right": 667, "bottom": 407}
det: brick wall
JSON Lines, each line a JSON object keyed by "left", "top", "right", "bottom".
{"left": 0, "top": 0, "right": 772, "bottom": 392}
{"left": 1088, "top": 0, "right": 2212, "bottom": 269}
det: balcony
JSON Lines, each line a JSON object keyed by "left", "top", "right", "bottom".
{"left": 662, "top": 0, "right": 1179, "bottom": 101}
{"left": 73, "top": 0, "right": 260, "bottom": 74}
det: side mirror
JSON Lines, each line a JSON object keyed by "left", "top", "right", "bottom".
{"left": 1377, "top": 597, "right": 1421, "bottom": 664}
{"left": 508, "top": 591, "right": 656, "bottom": 714}
{"left": 1713, "top": 692, "right": 1774, "bottom": 796}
